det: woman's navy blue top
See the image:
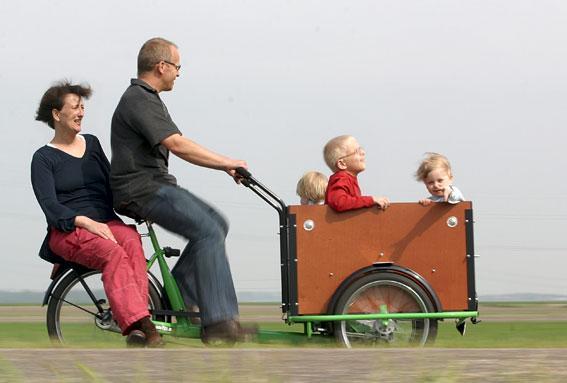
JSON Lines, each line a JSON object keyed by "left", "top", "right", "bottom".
{"left": 31, "top": 134, "right": 119, "bottom": 262}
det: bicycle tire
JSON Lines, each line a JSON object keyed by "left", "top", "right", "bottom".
{"left": 46, "top": 269, "right": 164, "bottom": 346}
{"left": 333, "top": 271, "right": 438, "bottom": 348}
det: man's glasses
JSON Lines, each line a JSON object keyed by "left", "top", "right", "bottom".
{"left": 162, "top": 60, "right": 181, "bottom": 71}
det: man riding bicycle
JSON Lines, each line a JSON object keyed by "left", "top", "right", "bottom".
{"left": 110, "top": 37, "right": 255, "bottom": 344}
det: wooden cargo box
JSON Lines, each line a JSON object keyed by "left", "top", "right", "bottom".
{"left": 288, "top": 202, "right": 476, "bottom": 315}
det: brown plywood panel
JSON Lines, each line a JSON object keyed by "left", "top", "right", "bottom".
{"left": 289, "top": 202, "right": 472, "bottom": 314}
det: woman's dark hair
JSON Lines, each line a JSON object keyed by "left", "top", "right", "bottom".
{"left": 35, "top": 81, "right": 92, "bottom": 129}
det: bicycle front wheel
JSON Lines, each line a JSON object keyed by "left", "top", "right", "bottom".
{"left": 46, "top": 269, "right": 163, "bottom": 347}
{"left": 334, "top": 272, "right": 438, "bottom": 348}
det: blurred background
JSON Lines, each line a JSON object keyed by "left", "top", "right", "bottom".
{"left": 0, "top": 0, "right": 566, "bottom": 300}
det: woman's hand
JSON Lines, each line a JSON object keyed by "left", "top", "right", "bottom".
{"left": 74, "top": 216, "right": 117, "bottom": 243}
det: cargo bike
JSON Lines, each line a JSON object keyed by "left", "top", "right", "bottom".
{"left": 43, "top": 168, "right": 479, "bottom": 347}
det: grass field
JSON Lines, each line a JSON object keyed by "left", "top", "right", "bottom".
{"left": 3, "top": 303, "right": 567, "bottom": 382}
{"left": 1, "top": 302, "right": 567, "bottom": 348}
{"left": 3, "top": 320, "right": 567, "bottom": 349}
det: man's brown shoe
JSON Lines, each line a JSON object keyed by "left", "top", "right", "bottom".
{"left": 188, "top": 305, "right": 201, "bottom": 325}
{"left": 201, "top": 320, "right": 258, "bottom": 345}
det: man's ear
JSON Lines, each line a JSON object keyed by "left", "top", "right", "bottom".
{"left": 336, "top": 159, "right": 347, "bottom": 170}
{"left": 155, "top": 61, "right": 165, "bottom": 76}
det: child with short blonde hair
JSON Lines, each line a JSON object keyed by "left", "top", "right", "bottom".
{"left": 323, "top": 135, "right": 390, "bottom": 212}
{"left": 296, "top": 171, "right": 328, "bottom": 205}
{"left": 415, "top": 152, "right": 465, "bottom": 205}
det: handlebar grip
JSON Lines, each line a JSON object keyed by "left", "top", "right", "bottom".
{"left": 235, "top": 167, "right": 251, "bottom": 178}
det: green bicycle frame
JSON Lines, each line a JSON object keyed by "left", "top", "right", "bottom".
{"left": 144, "top": 222, "right": 200, "bottom": 338}
{"left": 289, "top": 311, "right": 478, "bottom": 338}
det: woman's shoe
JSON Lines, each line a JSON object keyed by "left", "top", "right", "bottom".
{"left": 125, "top": 329, "right": 146, "bottom": 348}
{"left": 138, "top": 317, "right": 165, "bottom": 348}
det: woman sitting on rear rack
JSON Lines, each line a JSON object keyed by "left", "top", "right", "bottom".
{"left": 30, "top": 81, "right": 161, "bottom": 347}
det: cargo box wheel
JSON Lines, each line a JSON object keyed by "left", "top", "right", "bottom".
{"left": 333, "top": 272, "right": 438, "bottom": 348}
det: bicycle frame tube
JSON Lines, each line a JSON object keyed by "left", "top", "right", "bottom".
{"left": 288, "top": 311, "right": 479, "bottom": 324}
{"left": 145, "top": 223, "right": 186, "bottom": 314}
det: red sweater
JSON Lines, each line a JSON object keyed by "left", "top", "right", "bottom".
{"left": 325, "top": 171, "right": 375, "bottom": 212}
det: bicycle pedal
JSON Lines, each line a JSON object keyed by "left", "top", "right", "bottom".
{"left": 163, "top": 247, "right": 181, "bottom": 258}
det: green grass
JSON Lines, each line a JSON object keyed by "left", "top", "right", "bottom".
{"left": 2, "top": 320, "right": 567, "bottom": 348}
{"left": 0, "top": 323, "right": 53, "bottom": 348}
{"left": 435, "top": 320, "right": 567, "bottom": 348}
{"left": 480, "top": 301, "right": 567, "bottom": 306}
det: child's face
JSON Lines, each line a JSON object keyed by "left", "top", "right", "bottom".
{"left": 337, "top": 138, "right": 366, "bottom": 175}
{"left": 424, "top": 167, "right": 453, "bottom": 197}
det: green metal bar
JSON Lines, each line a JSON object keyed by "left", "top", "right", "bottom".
{"left": 379, "top": 304, "right": 389, "bottom": 327}
{"left": 288, "top": 311, "right": 479, "bottom": 323}
{"left": 153, "top": 320, "right": 175, "bottom": 336}
{"left": 304, "top": 322, "right": 312, "bottom": 338}
{"left": 256, "top": 329, "right": 328, "bottom": 345}
{"left": 146, "top": 251, "right": 158, "bottom": 269}
{"left": 146, "top": 223, "right": 187, "bottom": 316}
{"left": 152, "top": 320, "right": 201, "bottom": 338}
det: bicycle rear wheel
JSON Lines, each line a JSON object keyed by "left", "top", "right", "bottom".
{"left": 46, "top": 269, "right": 163, "bottom": 347}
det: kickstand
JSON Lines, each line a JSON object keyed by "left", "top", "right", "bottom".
{"left": 455, "top": 319, "right": 466, "bottom": 336}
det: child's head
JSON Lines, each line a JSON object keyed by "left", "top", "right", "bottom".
{"left": 296, "top": 171, "right": 328, "bottom": 205}
{"left": 323, "top": 135, "right": 366, "bottom": 175}
{"left": 415, "top": 152, "right": 454, "bottom": 198}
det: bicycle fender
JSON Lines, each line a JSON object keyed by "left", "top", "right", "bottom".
{"left": 42, "top": 267, "right": 76, "bottom": 306}
{"left": 327, "top": 263, "right": 443, "bottom": 314}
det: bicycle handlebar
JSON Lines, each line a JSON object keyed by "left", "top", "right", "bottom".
{"left": 235, "top": 167, "right": 251, "bottom": 178}
{"left": 234, "top": 167, "right": 287, "bottom": 220}
{"left": 235, "top": 167, "right": 252, "bottom": 187}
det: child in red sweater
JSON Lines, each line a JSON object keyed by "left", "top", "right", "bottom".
{"left": 323, "top": 135, "right": 390, "bottom": 212}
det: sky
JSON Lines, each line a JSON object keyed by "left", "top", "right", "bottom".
{"left": 0, "top": 0, "right": 566, "bottom": 298}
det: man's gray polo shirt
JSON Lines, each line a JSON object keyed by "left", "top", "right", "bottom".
{"left": 110, "top": 79, "right": 181, "bottom": 213}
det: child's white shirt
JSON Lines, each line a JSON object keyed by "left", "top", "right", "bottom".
{"left": 427, "top": 186, "right": 465, "bottom": 204}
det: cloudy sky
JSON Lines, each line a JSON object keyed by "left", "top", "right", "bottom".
{"left": 1, "top": 1, "right": 566, "bottom": 298}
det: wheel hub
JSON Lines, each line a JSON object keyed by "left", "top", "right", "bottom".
{"left": 374, "top": 319, "right": 397, "bottom": 342}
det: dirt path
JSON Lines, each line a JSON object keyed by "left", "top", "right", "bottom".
{"left": 1, "top": 348, "right": 566, "bottom": 382}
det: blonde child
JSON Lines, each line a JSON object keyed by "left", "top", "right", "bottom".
{"left": 323, "top": 135, "right": 390, "bottom": 212}
{"left": 415, "top": 152, "right": 465, "bottom": 205}
{"left": 296, "top": 171, "right": 328, "bottom": 205}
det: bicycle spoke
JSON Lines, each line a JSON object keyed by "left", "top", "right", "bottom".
{"left": 76, "top": 273, "right": 105, "bottom": 314}
{"left": 50, "top": 294, "right": 101, "bottom": 317}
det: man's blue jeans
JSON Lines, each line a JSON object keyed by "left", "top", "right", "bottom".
{"left": 135, "top": 185, "right": 239, "bottom": 326}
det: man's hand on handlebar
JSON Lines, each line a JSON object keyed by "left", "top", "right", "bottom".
{"left": 225, "top": 160, "right": 248, "bottom": 184}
